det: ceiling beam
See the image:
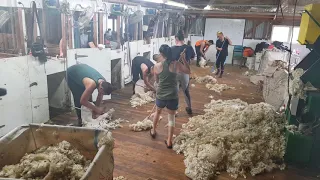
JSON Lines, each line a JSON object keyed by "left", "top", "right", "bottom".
{"left": 188, "top": 3, "right": 278, "bottom": 7}
{"left": 199, "top": 13, "right": 301, "bottom": 20}
{"left": 185, "top": 10, "right": 301, "bottom": 15}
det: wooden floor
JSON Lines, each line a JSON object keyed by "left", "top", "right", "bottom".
{"left": 50, "top": 64, "right": 319, "bottom": 180}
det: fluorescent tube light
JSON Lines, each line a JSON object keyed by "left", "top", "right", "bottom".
{"left": 204, "top": 5, "right": 211, "bottom": 10}
{"left": 165, "top": 1, "right": 188, "bottom": 9}
{"left": 140, "top": 0, "right": 164, "bottom": 3}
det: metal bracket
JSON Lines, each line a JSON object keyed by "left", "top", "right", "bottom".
{"left": 75, "top": 53, "right": 88, "bottom": 61}
{"left": 303, "top": 10, "right": 320, "bottom": 29}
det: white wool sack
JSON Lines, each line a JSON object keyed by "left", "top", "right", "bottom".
{"left": 199, "top": 57, "right": 207, "bottom": 68}
{"left": 81, "top": 103, "right": 127, "bottom": 129}
{"left": 135, "top": 79, "right": 145, "bottom": 94}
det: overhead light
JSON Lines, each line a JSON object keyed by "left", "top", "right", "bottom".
{"left": 165, "top": 1, "right": 188, "bottom": 9}
{"left": 140, "top": 0, "right": 188, "bottom": 9}
{"left": 204, "top": 5, "right": 211, "bottom": 10}
{"left": 140, "top": 0, "right": 164, "bottom": 3}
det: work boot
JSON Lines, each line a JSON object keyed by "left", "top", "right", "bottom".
{"left": 215, "top": 68, "right": 220, "bottom": 75}
{"left": 78, "top": 119, "right": 83, "bottom": 127}
{"left": 196, "top": 59, "right": 200, "bottom": 67}
{"left": 185, "top": 107, "right": 193, "bottom": 115}
{"left": 219, "top": 71, "right": 224, "bottom": 78}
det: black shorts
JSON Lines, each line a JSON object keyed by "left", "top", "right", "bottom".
{"left": 132, "top": 65, "right": 142, "bottom": 83}
{"left": 156, "top": 98, "right": 179, "bottom": 111}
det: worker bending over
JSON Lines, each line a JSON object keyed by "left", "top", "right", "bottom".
{"left": 194, "top": 39, "right": 214, "bottom": 67}
{"left": 151, "top": 44, "right": 190, "bottom": 149}
{"left": 171, "top": 30, "right": 195, "bottom": 114}
{"left": 67, "top": 64, "right": 114, "bottom": 126}
{"left": 215, "top": 31, "right": 232, "bottom": 78}
{"left": 131, "top": 56, "right": 156, "bottom": 94}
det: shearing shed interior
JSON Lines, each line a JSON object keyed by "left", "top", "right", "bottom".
{"left": 0, "top": 0, "right": 320, "bottom": 179}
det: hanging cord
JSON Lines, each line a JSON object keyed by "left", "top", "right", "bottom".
{"left": 287, "top": 0, "right": 298, "bottom": 95}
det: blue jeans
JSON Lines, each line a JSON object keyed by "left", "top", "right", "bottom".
{"left": 177, "top": 73, "right": 191, "bottom": 109}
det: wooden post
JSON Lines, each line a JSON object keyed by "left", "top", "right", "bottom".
{"left": 60, "top": 14, "right": 67, "bottom": 56}
{"left": 99, "top": 13, "right": 104, "bottom": 44}
{"left": 134, "top": 23, "right": 138, "bottom": 40}
{"left": 9, "top": 7, "right": 17, "bottom": 52}
{"left": 93, "top": 14, "right": 97, "bottom": 46}
{"left": 33, "top": 9, "right": 37, "bottom": 42}
{"left": 20, "top": 8, "right": 28, "bottom": 54}
{"left": 139, "top": 20, "right": 143, "bottom": 40}
{"left": 112, "top": 18, "right": 115, "bottom": 31}
{"left": 185, "top": 17, "right": 189, "bottom": 38}
{"left": 116, "top": 16, "right": 121, "bottom": 48}
{"left": 61, "top": 14, "right": 66, "bottom": 45}
{"left": 42, "top": 8, "right": 47, "bottom": 44}
{"left": 68, "top": 15, "right": 73, "bottom": 49}
{"left": 17, "top": 9, "right": 25, "bottom": 55}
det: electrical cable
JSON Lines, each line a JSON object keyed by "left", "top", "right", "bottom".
{"left": 287, "top": 0, "right": 298, "bottom": 95}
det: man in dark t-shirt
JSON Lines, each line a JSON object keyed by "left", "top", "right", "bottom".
{"left": 67, "top": 64, "right": 114, "bottom": 126}
{"left": 131, "top": 56, "right": 155, "bottom": 94}
{"left": 171, "top": 45, "right": 195, "bottom": 64}
{"left": 171, "top": 44, "right": 195, "bottom": 114}
{"left": 215, "top": 31, "right": 232, "bottom": 78}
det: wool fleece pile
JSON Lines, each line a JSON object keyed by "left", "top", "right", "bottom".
{"left": 130, "top": 91, "right": 155, "bottom": 107}
{"left": 0, "top": 141, "right": 91, "bottom": 180}
{"left": 129, "top": 114, "right": 163, "bottom": 132}
{"left": 195, "top": 75, "right": 217, "bottom": 84}
{"left": 82, "top": 107, "right": 128, "bottom": 130}
{"left": 173, "top": 99, "right": 286, "bottom": 179}
{"left": 206, "top": 83, "right": 235, "bottom": 94}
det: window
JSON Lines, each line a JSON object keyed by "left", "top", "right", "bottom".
{"left": 292, "top": 27, "right": 300, "bottom": 43}
{"left": 244, "top": 20, "right": 271, "bottom": 40}
{"left": 107, "top": 18, "right": 113, "bottom": 31}
{"left": 43, "top": 8, "right": 62, "bottom": 45}
{"left": 0, "top": 7, "right": 24, "bottom": 55}
{"left": 271, "top": 25, "right": 300, "bottom": 44}
{"left": 271, "top": 26, "right": 290, "bottom": 42}
{"left": 105, "top": 15, "right": 121, "bottom": 50}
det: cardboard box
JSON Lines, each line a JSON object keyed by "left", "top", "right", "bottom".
{"left": 0, "top": 124, "right": 114, "bottom": 180}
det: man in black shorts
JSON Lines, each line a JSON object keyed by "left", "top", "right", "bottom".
{"left": 131, "top": 56, "right": 156, "bottom": 94}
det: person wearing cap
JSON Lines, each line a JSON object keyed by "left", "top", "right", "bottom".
{"left": 215, "top": 31, "right": 232, "bottom": 78}
{"left": 194, "top": 39, "right": 214, "bottom": 67}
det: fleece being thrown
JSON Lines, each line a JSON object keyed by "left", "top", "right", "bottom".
{"left": 173, "top": 99, "right": 286, "bottom": 179}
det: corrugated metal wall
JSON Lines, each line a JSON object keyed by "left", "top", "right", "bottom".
{"left": 244, "top": 19, "right": 271, "bottom": 40}
{"left": 188, "top": 17, "right": 205, "bottom": 35}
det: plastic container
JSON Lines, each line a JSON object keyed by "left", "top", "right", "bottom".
{"left": 285, "top": 129, "right": 314, "bottom": 164}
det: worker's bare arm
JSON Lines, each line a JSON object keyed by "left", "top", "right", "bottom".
{"left": 81, "top": 79, "right": 103, "bottom": 115}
